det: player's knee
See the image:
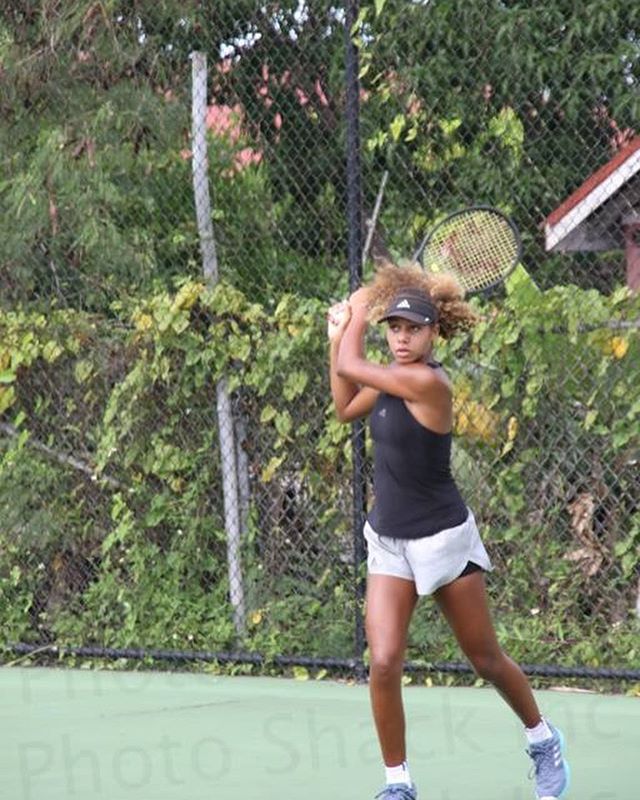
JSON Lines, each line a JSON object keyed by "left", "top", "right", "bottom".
{"left": 468, "top": 649, "right": 504, "bottom": 681}
{"left": 369, "top": 647, "right": 404, "bottom": 682}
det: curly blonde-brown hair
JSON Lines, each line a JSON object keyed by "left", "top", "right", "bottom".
{"left": 366, "top": 261, "right": 479, "bottom": 339}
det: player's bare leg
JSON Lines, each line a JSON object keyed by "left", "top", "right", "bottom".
{"left": 435, "top": 571, "right": 570, "bottom": 798}
{"left": 366, "top": 574, "right": 417, "bottom": 780}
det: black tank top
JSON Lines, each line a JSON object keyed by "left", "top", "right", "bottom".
{"left": 368, "top": 391, "right": 467, "bottom": 539}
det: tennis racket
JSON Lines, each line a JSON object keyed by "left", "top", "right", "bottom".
{"left": 412, "top": 206, "right": 522, "bottom": 295}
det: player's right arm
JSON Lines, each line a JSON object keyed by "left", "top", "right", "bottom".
{"left": 328, "top": 300, "right": 378, "bottom": 422}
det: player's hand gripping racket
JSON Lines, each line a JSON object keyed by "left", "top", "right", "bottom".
{"left": 412, "top": 206, "right": 522, "bottom": 295}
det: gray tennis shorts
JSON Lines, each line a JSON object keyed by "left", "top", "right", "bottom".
{"left": 363, "top": 509, "right": 493, "bottom": 596}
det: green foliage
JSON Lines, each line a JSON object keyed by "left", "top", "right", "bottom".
{"left": 1, "top": 278, "right": 638, "bottom": 672}
{"left": 0, "top": 2, "right": 349, "bottom": 310}
{"left": 3, "top": 1, "right": 638, "bottom": 309}
{"left": 0, "top": 280, "right": 354, "bottom": 656}
{"left": 354, "top": 0, "right": 639, "bottom": 288}
{"left": 422, "top": 276, "right": 640, "bottom": 669}
{"left": 1, "top": 2, "right": 639, "bottom": 677}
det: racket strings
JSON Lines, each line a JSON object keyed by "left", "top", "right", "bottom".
{"left": 423, "top": 211, "right": 519, "bottom": 292}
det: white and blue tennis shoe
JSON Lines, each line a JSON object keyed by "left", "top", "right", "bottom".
{"left": 526, "top": 723, "right": 571, "bottom": 799}
{"left": 374, "top": 783, "right": 418, "bottom": 800}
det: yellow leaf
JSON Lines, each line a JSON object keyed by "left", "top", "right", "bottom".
{"left": 0, "top": 386, "right": 16, "bottom": 414}
{"left": 251, "top": 610, "right": 263, "bottom": 626}
{"left": 170, "top": 477, "right": 185, "bottom": 493}
{"left": 374, "top": 0, "right": 388, "bottom": 16}
{"left": 172, "top": 281, "right": 204, "bottom": 311}
{"left": 42, "top": 341, "right": 63, "bottom": 362}
{"left": 500, "top": 439, "right": 514, "bottom": 457}
{"left": 133, "top": 312, "right": 153, "bottom": 331}
{"left": 610, "top": 336, "right": 629, "bottom": 359}
{"left": 453, "top": 397, "right": 499, "bottom": 443}
{"left": 260, "top": 405, "right": 277, "bottom": 424}
{"left": 599, "top": 334, "right": 629, "bottom": 359}
{"left": 584, "top": 409, "right": 598, "bottom": 430}
{"left": 293, "top": 666, "right": 309, "bottom": 681}
{"left": 260, "top": 455, "right": 285, "bottom": 483}
{"left": 390, "top": 114, "right": 406, "bottom": 141}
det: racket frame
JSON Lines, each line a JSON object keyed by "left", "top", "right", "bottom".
{"left": 413, "top": 205, "right": 523, "bottom": 295}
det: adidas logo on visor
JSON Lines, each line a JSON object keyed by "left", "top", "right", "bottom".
{"left": 396, "top": 299, "right": 411, "bottom": 309}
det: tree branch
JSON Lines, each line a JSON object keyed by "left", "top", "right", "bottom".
{"left": 0, "top": 422, "right": 123, "bottom": 490}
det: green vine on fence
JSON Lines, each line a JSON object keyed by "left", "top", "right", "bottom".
{"left": 0, "top": 278, "right": 638, "bottom": 667}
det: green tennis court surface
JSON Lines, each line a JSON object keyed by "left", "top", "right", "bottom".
{"left": 1, "top": 667, "right": 636, "bottom": 799}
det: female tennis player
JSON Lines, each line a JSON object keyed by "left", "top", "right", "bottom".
{"left": 327, "top": 263, "right": 570, "bottom": 800}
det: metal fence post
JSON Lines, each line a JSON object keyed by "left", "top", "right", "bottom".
{"left": 191, "top": 51, "right": 246, "bottom": 638}
{"left": 344, "top": 0, "right": 368, "bottom": 676}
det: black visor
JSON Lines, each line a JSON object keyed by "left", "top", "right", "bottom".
{"left": 379, "top": 291, "right": 439, "bottom": 326}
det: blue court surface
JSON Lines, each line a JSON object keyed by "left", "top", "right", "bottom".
{"left": 1, "top": 667, "right": 637, "bottom": 799}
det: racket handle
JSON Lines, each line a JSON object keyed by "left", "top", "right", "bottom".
{"left": 412, "top": 234, "right": 428, "bottom": 263}
{"left": 370, "top": 228, "right": 394, "bottom": 266}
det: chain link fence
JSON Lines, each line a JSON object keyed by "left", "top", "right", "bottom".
{"left": 1, "top": 2, "right": 639, "bottom": 681}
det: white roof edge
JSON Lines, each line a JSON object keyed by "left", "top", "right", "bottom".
{"left": 545, "top": 148, "right": 640, "bottom": 251}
